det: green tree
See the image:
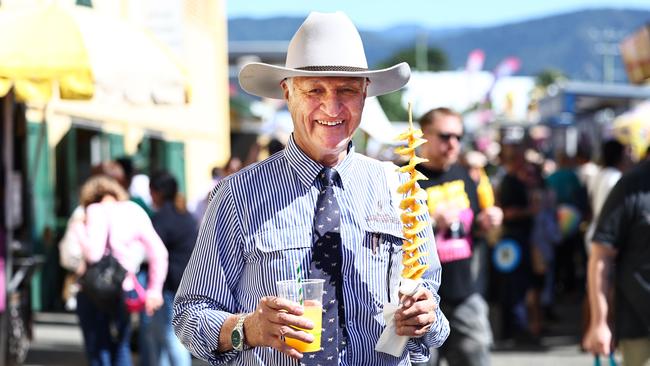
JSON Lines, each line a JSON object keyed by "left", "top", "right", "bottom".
{"left": 377, "top": 90, "right": 408, "bottom": 121}
{"left": 530, "top": 68, "right": 567, "bottom": 103}
{"left": 377, "top": 46, "right": 449, "bottom": 121}
{"left": 535, "top": 68, "right": 566, "bottom": 88}
{"left": 378, "top": 46, "right": 449, "bottom": 72}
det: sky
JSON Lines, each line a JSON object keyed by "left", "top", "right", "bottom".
{"left": 227, "top": 0, "right": 650, "bottom": 30}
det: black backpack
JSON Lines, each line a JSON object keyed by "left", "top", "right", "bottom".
{"left": 78, "top": 231, "right": 127, "bottom": 314}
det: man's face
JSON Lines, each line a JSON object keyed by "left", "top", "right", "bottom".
{"left": 421, "top": 114, "right": 463, "bottom": 170}
{"left": 282, "top": 76, "right": 367, "bottom": 165}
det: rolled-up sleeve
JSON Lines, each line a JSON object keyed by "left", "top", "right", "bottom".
{"left": 407, "top": 305, "right": 449, "bottom": 363}
{"left": 173, "top": 181, "right": 244, "bottom": 365}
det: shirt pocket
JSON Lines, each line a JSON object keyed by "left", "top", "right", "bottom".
{"left": 360, "top": 219, "right": 405, "bottom": 306}
{"left": 250, "top": 226, "right": 312, "bottom": 279}
{"left": 364, "top": 216, "right": 405, "bottom": 255}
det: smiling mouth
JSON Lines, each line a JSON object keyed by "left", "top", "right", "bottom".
{"left": 316, "top": 120, "right": 343, "bottom": 126}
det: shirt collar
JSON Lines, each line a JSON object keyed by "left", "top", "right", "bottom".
{"left": 285, "top": 134, "right": 356, "bottom": 189}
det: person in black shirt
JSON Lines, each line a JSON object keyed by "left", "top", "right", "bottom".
{"left": 496, "top": 143, "right": 536, "bottom": 342}
{"left": 413, "top": 107, "right": 502, "bottom": 366}
{"left": 583, "top": 160, "right": 650, "bottom": 365}
{"left": 148, "top": 171, "right": 198, "bottom": 366}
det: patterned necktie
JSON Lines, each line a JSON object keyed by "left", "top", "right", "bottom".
{"left": 305, "top": 167, "right": 344, "bottom": 365}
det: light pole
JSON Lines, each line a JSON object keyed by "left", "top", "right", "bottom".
{"left": 415, "top": 31, "right": 428, "bottom": 71}
{"left": 588, "top": 27, "right": 626, "bottom": 83}
{"left": 595, "top": 42, "right": 619, "bottom": 83}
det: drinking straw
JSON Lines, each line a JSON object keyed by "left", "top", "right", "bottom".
{"left": 295, "top": 261, "right": 303, "bottom": 305}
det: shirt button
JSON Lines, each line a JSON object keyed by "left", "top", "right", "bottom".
{"left": 347, "top": 321, "right": 353, "bottom": 327}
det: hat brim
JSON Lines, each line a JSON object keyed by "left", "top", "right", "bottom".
{"left": 239, "top": 62, "right": 410, "bottom": 99}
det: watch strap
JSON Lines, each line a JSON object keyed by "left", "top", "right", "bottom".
{"left": 232, "top": 313, "right": 249, "bottom": 352}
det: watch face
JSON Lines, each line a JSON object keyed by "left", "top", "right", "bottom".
{"left": 232, "top": 330, "right": 242, "bottom": 349}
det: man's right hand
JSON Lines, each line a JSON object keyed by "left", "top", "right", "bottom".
{"left": 432, "top": 205, "right": 461, "bottom": 231}
{"left": 582, "top": 322, "right": 612, "bottom": 356}
{"left": 245, "top": 296, "right": 315, "bottom": 359}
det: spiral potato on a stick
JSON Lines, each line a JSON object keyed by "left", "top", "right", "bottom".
{"left": 394, "top": 103, "right": 430, "bottom": 280}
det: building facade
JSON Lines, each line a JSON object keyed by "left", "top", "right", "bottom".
{"left": 1, "top": 0, "right": 230, "bottom": 311}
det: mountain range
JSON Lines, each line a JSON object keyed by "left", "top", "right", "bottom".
{"left": 228, "top": 8, "right": 650, "bottom": 82}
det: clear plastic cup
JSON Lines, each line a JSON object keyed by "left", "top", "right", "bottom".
{"left": 276, "top": 279, "right": 324, "bottom": 353}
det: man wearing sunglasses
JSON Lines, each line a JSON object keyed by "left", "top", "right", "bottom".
{"left": 414, "top": 107, "right": 502, "bottom": 366}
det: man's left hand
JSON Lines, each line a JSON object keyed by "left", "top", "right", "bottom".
{"left": 394, "top": 287, "right": 437, "bottom": 337}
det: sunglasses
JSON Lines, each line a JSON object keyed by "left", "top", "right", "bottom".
{"left": 435, "top": 132, "right": 464, "bottom": 142}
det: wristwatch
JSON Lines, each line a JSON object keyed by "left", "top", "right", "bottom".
{"left": 231, "top": 314, "right": 249, "bottom": 352}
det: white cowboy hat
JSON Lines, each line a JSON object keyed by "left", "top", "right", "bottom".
{"left": 238, "top": 11, "right": 411, "bottom": 99}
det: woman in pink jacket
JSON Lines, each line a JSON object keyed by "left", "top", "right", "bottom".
{"left": 72, "top": 175, "right": 168, "bottom": 366}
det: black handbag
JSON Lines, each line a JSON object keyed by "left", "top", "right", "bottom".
{"left": 79, "top": 229, "right": 127, "bottom": 314}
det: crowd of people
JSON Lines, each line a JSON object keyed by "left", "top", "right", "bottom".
{"left": 54, "top": 10, "right": 650, "bottom": 366}
{"left": 57, "top": 156, "right": 246, "bottom": 366}
{"left": 404, "top": 107, "right": 640, "bottom": 365}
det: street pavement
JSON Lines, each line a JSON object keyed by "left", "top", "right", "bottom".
{"left": 23, "top": 312, "right": 208, "bottom": 366}
{"left": 23, "top": 311, "right": 599, "bottom": 366}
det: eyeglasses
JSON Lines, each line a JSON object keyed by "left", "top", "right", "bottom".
{"left": 435, "top": 132, "right": 464, "bottom": 142}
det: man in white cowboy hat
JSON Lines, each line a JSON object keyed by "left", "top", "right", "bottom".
{"left": 173, "top": 11, "right": 449, "bottom": 365}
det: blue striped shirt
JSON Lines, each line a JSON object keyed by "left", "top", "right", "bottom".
{"left": 173, "top": 136, "right": 449, "bottom": 365}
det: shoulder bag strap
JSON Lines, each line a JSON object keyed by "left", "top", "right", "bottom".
{"left": 104, "top": 207, "right": 113, "bottom": 256}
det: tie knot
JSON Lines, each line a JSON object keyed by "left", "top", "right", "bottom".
{"left": 318, "top": 167, "right": 339, "bottom": 188}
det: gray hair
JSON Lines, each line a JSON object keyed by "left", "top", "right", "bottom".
{"left": 284, "top": 77, "right": 293, "bottom": 97}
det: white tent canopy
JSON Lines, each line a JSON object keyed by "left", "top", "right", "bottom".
{"left": 403, "top": 71, "right": 536, "bottom": 127}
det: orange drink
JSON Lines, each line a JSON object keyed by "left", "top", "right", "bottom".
{"left": 284, "top": 302, "right": 323, "bottom": 352}
{"left": 276, "top": 279, "right": 325, "bottom": 353}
